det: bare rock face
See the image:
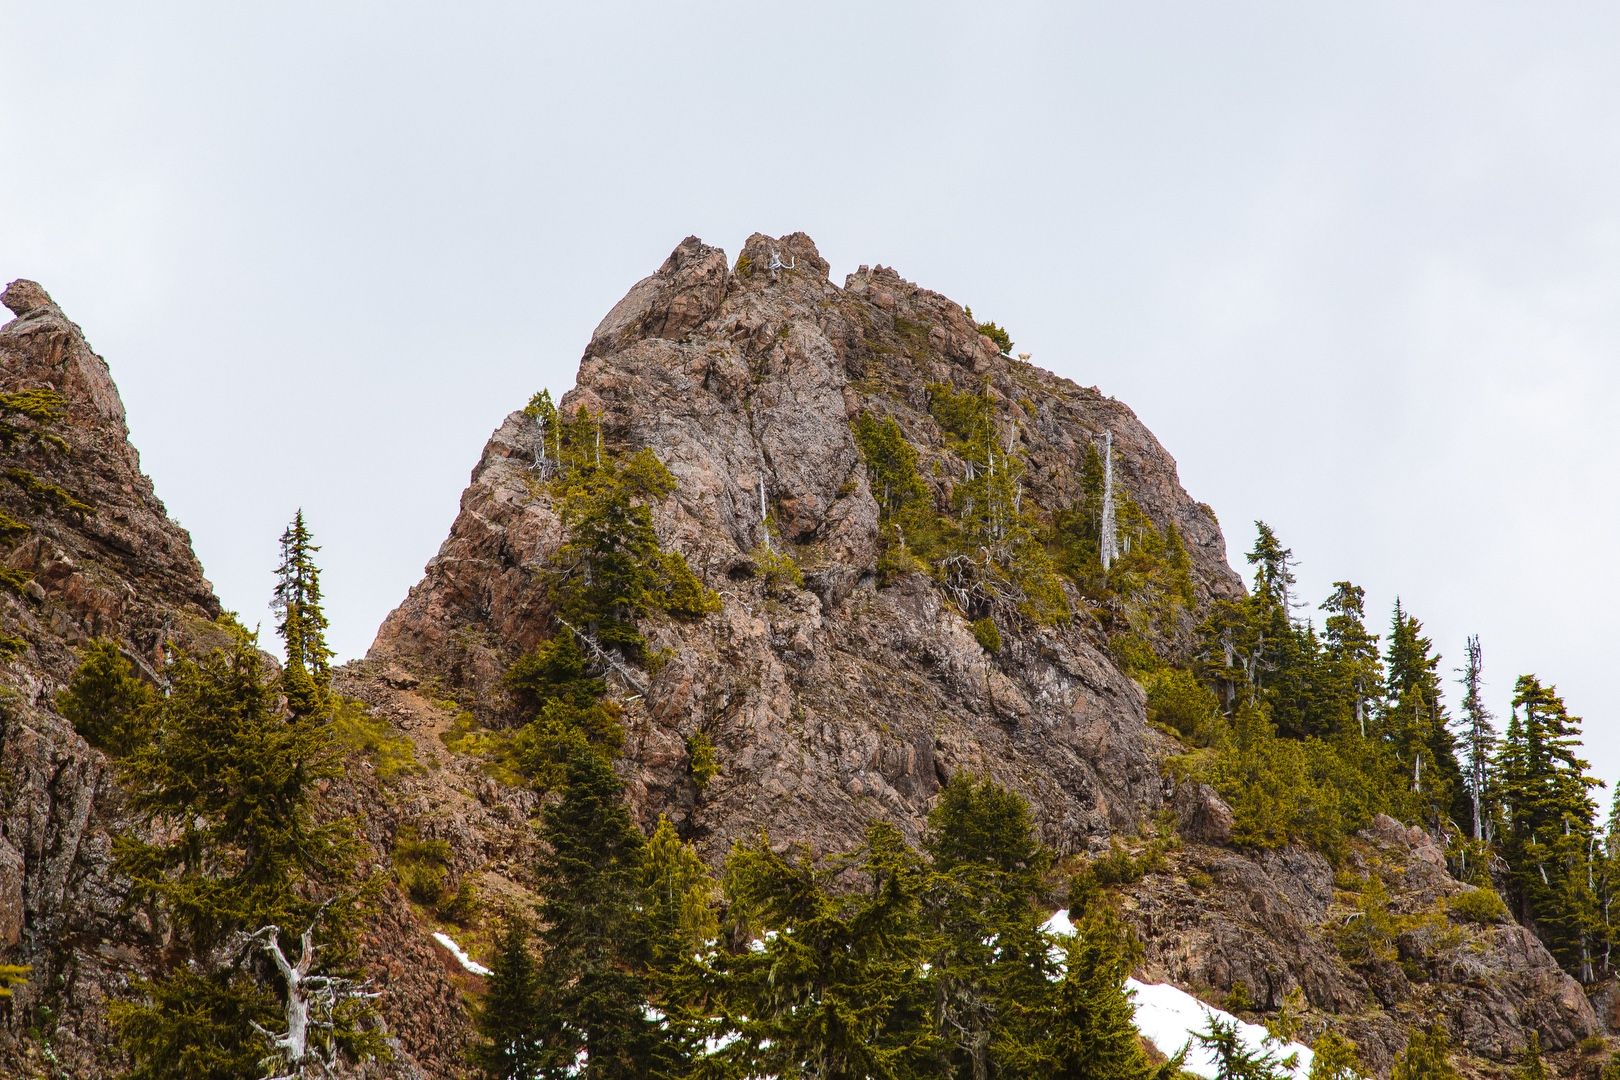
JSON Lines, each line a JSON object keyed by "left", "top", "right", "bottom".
{"left": 371, "top": 232, "right": 1242, "bottom": 858}
{"left": 0, "top": 280, "right": 223, "bottom": 1074}
{"left": 1, "top": 246, "right": 1603, "bottom": 1075}
{"left": 369, "top": 234, "right": 1603, "bottom": 1072}
{"left": 1128, "top": 814, "right": 1599, "bottom": 1074}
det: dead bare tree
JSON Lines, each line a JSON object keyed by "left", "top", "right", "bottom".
{"left": 237, "top": 922, "right": 379, "bottom": 1080}
{"left": 1099, "top": 430, "right": 1119, "bottom": 572}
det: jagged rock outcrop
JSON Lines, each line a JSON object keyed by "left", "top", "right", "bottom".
{"left": 367, "top": 234, "right": 1603, "bottom": 1073}
{"left": 1, "top": 239, "right": 1607, "bottom": 1076}
{"left": 372, "top": 232, "right": 1240, "bottom": 858}
{"left": 0, "top": 283, "right": 471, "bottom": 1077}
{"left": 1127, "top": 815, "right": 1597, "bottom": 1073}
{"left": 0, "top": 280, "right": 223, "bottom": 1074}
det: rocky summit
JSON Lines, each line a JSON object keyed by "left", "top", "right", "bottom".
{"left": 0, "top": 236, "right": 1607, "bottom": 1076}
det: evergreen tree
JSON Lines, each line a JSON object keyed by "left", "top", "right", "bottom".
{"left": 1496, "top": 675, "right": 1601, "bottom": 979}
{"left": 1, "top": 386, "right": 89, "bottom": 611}
{"left": 1389, "top": 1023, "right": 1461, "bottom": 1080}
{"left": 1319, "top": 582, "right": 1381, "bottom": 739}
{"left": 1512, "top": 1032, "right": 1548, "bottom": 1080}
{"left": 114, "top": 623, "right": 354, "bottom": 948}
{"left": 1200, "top": 523, "right": 1325, "bottom": 737}
{"left": 1191, "top": 1015, "right": 1291, "bottom": 1080}
{"left": 475, "top": 917, "right": 544, "bottom": 1080}
{"left": 272, "top": 510, "right": 333, "bottom": 717}
{"left": 113, "top": 968, "right": 280, "bottom": 1080}
{"left": 1601, "top": 789, "right": 1620, "bottom": 977}
{"left": 928, "top": 381, "right": 1067, "bottom": 625}
{"left": 506, "top": 627, "right": 626, "bottom": 786}
{"left": 921, "top": 775, "right": 1054, "bottom": 1078}
{"left": 713, "top": 823, "right": 938, "bottom": 1080}
{"left": 107, "top": 619, "right": 377, "bottom": 1076}
{"left": 1198, "top": 597, "right": 1257, "bottom": 712}
{"left": 852, "top": 413, "right": 937, "bottom": 559}
{"left": 1307, "top": 1030, "right": 1363, "bottom": 1080}
{"left": 531, "top": 730, "right": 668, "bottom": 1079}
{"left": 641, "top": 815, "right": 719, "bottom": 1070}
{"left": 1381, "top": 601, "right": 1464, "bottom": 828}
{"left": 548, "top": 438, "right": 717, "bottom": 660}
{"left": 56, "top": 638, "right": 157, "bottom": 756}
{"left": 1043, "top": 878, "right": 1156, "bottom": 1080}
{"left": 1246, "top": 521, "right": 1296, "bottom": 614}
{"left": 1454, "top": 635, "right": 1496, "bottom": 843}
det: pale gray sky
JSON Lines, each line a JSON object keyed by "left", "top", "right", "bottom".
{"left": 6, "top": 3, "right": 1619, "bottom": 795}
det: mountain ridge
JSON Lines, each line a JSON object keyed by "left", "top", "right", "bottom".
{"left": 0, "top": 239, "right": 1606, "bottom": 1075}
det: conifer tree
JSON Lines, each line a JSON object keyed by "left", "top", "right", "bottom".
{"left": 0, "top": 385, "right": 89, "bottom": 618}
{"left": 1389, "top": 1023, "right": 1461, "bottom": 1080}
{"left": 56, "top": 638, "right": 157, "bottom": 756}
{"left": 1307, "top": 1030, "right": 1363, "bottom": 1080}
{"left": 1191, "top": 1015, "right": 1291, "bottom": 1080}
{"left": 475, "top": 917, "right": 544, "bottom": 1080}
{"left": 273, "top": 510, "right": 333, "bottom": 716}
{"left": 853, "top": 413, "right": 936, "bottom": 556}
{"left": 1319, "top": 582, "right": 1381, "bottom": 739}
{"left": 530, "top": 730, "right": 668, "bottom": 1079}
{"left": 1381, "top": 601, "right": 1464, "bottom": 827}
{"left": 1043, "top": 877, "right": 1157, "bottom": 1080}
{"left": 548, "top": 439, "right": 716, "bottom": 661}
{"left": 929, "top": 382, "right": 1067, "bottom": 625}
{"left": 108, "top": 620, "right": 376, "bottom": 1076}
{"left": 1496, "top": 675, "right": 1601, "bottom": 979}
{"left": 921, "top": 775, "right": 1055, "bottom": 1078}
{"left": 1200, "top": 523, "right": 1325, "bottom": 736}
{"left": 641, "top": 814, "right": 720, "bottom": 1069}
{"left": 713, "top": 823, "right": 938, "bottom": 1079}
{"left": 1512, "top": 1032, "right": 1548, "bottom": 1080}
{"left": 524, "top": 389, "right": 560, "bottom": 473}
{"left": 1246, "top": 522, "right": 1296, "bottom": 614}
{"left": 1600, "top": 790, "right": 1620, "bottom": 976}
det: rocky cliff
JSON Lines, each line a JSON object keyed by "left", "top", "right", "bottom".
{"left": 369, "top": 232, "right": 1241, "bottom": 857}
{"left": 0, "top": 280, "right": 222, "bottom": 1073}
{"left": 0, "top": 239, "right": 1606, "bottom": 1077}
{"left": 365, "top": 234, "right": 1601, "bottom": 1073}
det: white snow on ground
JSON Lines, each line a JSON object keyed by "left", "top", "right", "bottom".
{"left": 1127, "top": 978, "right": 1313, "bottom": 1080}
{"left": 1042, "top": 911, "right": 1315, "bottom": 1080}
{"left": 432, "top": 931, "right": 492, "bottom": 976}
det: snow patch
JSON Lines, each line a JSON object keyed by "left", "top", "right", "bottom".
{"left": 432, "top": 931, "right": 492, "bottom": 976}
{"left": 1127, "top": 979, "right": 1313, "bottom": 1080}
{"left": 1043, "top": 910, "right": 1314, "bottom": 1080}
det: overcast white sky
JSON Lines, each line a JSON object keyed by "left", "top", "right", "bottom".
{"left": 5, "top": 3, "right": 1618, "bottom": 795}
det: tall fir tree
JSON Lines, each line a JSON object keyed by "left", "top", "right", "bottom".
{"left": 1307, "top": 1031, "right": 1363, "bottom": 1080}
{"left": 713, "top": 823, "right": 939, "bottom": 1080}
{"left": 475, "top": 917, "right": 544, "bottom": 1080}
{"left": 107, "top": 620, "right": 377, "bottom": 1076}
{"left": 1200, "top": 523, "right": 1325, "bottom": 737}
{"left": 1495, "top": 675, "right": 1602, "bottom": 980}
{"left": 1381, "top": 601, "right": 1465, "bottom": 828}
{"left": 1043, "top": 877, "right": 1158, "bottom": 1080}
{"left": 530, "top": 730, "right": 669, "bottom": 1079}
{"left": 640, "top": 814, "right": 720, "bottom": 1071}
{"left": 921, "top": 774, "right": 1055, "bottom": 1079}
{"left": 1390, "top": 1023, "right": 1462, "bottom": 1080}
{"left": 0, "top": 385, "right": 89, "bottom": 616}
{"left": 1190, "top": 1015, "right": 1291, "bottom": 1080}
{"left": 1319, "top": 582, "right": 1381, "bottom": 739}
{"left": 273, "top": 509, "right": 333, "bottom": 717}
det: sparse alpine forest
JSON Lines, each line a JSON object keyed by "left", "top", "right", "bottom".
{"left": 0, "top": 246, "right": 1614, "bottom": 1080}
